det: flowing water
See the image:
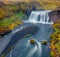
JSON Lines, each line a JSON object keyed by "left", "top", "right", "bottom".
{"left": 5, "top": 10, "right": 54, "bottom": 57}
{"left": 24, "top": 10, "right": 53, "bottom": 24}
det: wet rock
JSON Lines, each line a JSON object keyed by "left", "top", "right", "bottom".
{"left": 30, "top": 39, "right": 35, "bottom": 45}
{"left": 49, "top": 10, "right": 60, "bottom": 23}
{"left": 41, "top": 40, "right": 47, "bottom": 45}
{"left": 0, "top": 30, "right": 11, "bottom": 37}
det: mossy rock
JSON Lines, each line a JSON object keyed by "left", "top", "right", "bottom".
{"left": 30, "top": 39, "right": 35, "bottom": 45}
{"left": 41, "top": 40, "right": 47, "bottom": 45}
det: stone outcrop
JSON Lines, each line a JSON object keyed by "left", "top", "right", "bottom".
{"left": 49, "top": 10, "right": 60, "bottom": 23}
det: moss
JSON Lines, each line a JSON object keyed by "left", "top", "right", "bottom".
{"left": 50, "top": 19, "right": 60, "bottom": 56}
{"left": 30, "top": 39, "right": 35, "bottom": 45}
{"left": 50, "top": 51, "right": 54, "bottom": 57}
{"left": 0, "top": 12, "right": 24, "bottom": 28}
{"left": 1, "top": 54, "right": 5, "bottom": 57}
{"left": 24, "top": 34, "right": 32, "bottom": 38}
{"left": 41, "top": 40, "right": 47, "bottom": 45}
{"left": 55, "top": 42, "right": 60, "bottom": 54}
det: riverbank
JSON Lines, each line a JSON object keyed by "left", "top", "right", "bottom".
{"left": 50, "top": 20, "right": 60, "bottom": 57}
{"left": 4, "top": 23, "right": 54, "bottom": 57}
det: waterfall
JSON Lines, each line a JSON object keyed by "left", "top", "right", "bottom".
{"left": 23, "top": 10, "right": 53, "bottom": 24}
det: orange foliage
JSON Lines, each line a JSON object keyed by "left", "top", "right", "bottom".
{"left": 0, "top": 9, "right": 5, "bottom": 19}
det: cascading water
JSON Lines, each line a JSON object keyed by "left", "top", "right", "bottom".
{"left": 4, "top": 10, "right": 54, "bottom": 57}
{"left": 24, "top": 10, "right": 53, "bottom": 24}
{"left": 26, "top": 39, "right": 42, "bottom": 57}
{"left": 26, "top": 45, "right": 37, "bottom": 57}
{"left": 14, "top": 39, "right": 42, "bottom": 57}
{"left": 10, "top": 50, "right": 13, "bottom": 57}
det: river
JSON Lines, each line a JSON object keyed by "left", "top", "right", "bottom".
{"left": 0, "top": 10, "right": 54, "bottom": 57}
{"left": 5, "top": 23, "right": 54, "bottom": 57}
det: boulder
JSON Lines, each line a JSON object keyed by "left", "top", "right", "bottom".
{"left": 30, "top": 39, "right": 35, "bottom": 45}
{"left": 49, "top": 10, "right": 60, "bottom": 23}
{"left": 41, "top": 40, "right": 47, "bottom": 45}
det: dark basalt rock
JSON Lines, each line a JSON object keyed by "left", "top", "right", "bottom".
{"left": 49, "top": 10, "right": 60, "bottom": 23}
{"left": 0, "top": 30, "right": 11, "bottom": 38}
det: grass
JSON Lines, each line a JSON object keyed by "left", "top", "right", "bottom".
{"left": 56, "top": 41, "right": 60, "bottom": 54}
{"left": 50, "top": 20, "right": 60, "bottom": 57}
{"left": 0, "top": 17, "right": 15, "bottom": 28}
{"left": 0, "top": 12, "right": 25, "bottom": 28}
{"left": 15, "top": 12, "right": 25, "bottom": 19}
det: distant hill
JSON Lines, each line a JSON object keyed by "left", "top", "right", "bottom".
{"left": 0, "top": 0, "right": 60, "bottom": 10}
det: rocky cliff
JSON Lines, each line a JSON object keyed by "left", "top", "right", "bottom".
{"left": 49, "top": 10, "right": 60, "bottom": 23}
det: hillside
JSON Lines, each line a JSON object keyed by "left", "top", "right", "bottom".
{"left": 50, "top": 20, "right": 60, "bottom": 57}
{"left": 0, "top": 0, "right": 60, "bottom": 10}
{"left": 0, "top": 4, "right": 26, "bottom": 37}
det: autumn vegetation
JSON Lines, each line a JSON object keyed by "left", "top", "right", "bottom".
{"left": 50, "top": 20, "right": 60, "bottom": 57}
{"left": 0, "top": 3, "right": 27, "bottom": 37}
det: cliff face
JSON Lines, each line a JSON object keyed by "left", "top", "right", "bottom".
{"left": 49, "top": 10, "right": 60, "bottom": 23}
